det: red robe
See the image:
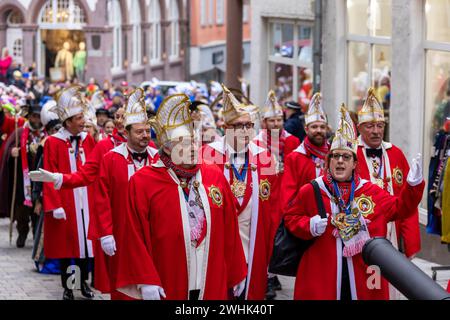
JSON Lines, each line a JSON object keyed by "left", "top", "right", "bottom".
{"left": 43, "top": 129, "right": 96, "bottom": 259}
{"left": 253, "top": 129, "right": 300, "bottom": 254}
{"left": 201, "top": 136, "right": 277, "bottom": 300}
{"left": 95, "top": 144, "right": 157, "bottom": 294}
{"left": 284, "top": 176, "right": 425, "bottom": 300}
{"left": 356, "top": 138, "right": 421, "bottom": 258}
{"left": 115, "top": 161, "right": 247, "bottom": 300}
{"left": 282, "top": 142, "right": 325, "bottom": 213}
{"left": 58, "top": 134, "right": 125, "bottom": 293}
{"left": 0, "top": 114, "right": 24, "bottom": 167}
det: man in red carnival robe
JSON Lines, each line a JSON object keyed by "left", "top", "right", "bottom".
{"left": 253, "top": 90, "right": 300, "bottom": 299}
{"left": 115, "top": 93, "right": 247, "bottom": 300}
{"left": 201, "top": 85, "right": 277, "bottom": 300}
{"left": 282, "top": 92, "right": 329, "bottom": 214}
{"left": 41, "top": 86, "right": 96, "bottom": 300}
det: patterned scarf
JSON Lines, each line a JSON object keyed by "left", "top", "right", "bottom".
{"left": 111, "top": 128, "right": 127, "bottom": 146}
{"left": 159, "top": 150, "right": 205, "bottom": 247}
{"left": 303, "top": 135, "right": 329, "bottom": 160}
{"left": 265, "top": 129, "right": 286, "bottom": 162}
{"left": 324, "top": 169, "right": 370, "bottom": 257}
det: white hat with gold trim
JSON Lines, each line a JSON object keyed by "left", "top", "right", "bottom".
{"left": 123, "top": 88, "right": 148, "bottom": 127}
{"left": 305, "top": 92, "right": 327, "bottom": 125}
{"left": 261, "top": 90, "right": 283, "bottom": 119}
{"left": 331, "top": 103, "right": 358, "bottom": 154}
{"left": 52, "top": 85, "right": 87, "bottom": 122}
{"left": 221, "top": 83, "right": 257, "bottom": 124}
{"left": 149, "top": 94, "right": 194, "bottom": 145}
{"left": 358, "top": 87, "right": 385, "bottom": 124}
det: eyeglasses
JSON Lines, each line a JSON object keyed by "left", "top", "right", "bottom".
{"left": 330, "top": 153, "right": 353, "bottom": 161}
{"left": 232, "top": 122, "right": 254, "bottom": 130}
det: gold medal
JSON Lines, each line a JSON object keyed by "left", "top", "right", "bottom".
{"left": 208, "top": 185, "right": 223, "bottom": 207}
{"left": 355, "top": 194, "right": 375, "bottom": 217}
{"left": 393, "top": 167, "right": 403, "bottom": 186}
{"left": 259, "top": 179, "right": 271, "bottom": 201}
{"left": 231, "top": 179, "right": 246, "bottom": 198}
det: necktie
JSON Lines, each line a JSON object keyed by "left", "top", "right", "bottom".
{"left": 366, "top": 148, "right": 382, "bottom": 158}
{"left": 70, "top": 136, "right": 81, "bottom": 157}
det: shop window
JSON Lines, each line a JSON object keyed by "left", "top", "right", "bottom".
{"left": 268, "top": 20, "right": 313, "bottom": 107}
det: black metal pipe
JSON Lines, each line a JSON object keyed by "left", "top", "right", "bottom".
{"left": 362, "top": 237, "right": 450, "bottom": 300}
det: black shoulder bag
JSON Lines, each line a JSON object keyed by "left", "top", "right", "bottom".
{"left": 268, "top": 180, "right": 327, "bottom": 276}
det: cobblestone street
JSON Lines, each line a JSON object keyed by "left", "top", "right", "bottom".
{"left": 0, "top": 218, "right": 448, "bottom": 300}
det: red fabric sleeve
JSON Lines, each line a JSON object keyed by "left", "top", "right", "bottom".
{"left": 115, "top": 174, "right": 162, "bottom": 293}
{"left": 94, "top": 155, "right": 114, "bottom": 238}
{"left": 61, "top": 141, "right": 105, "bottom": 188}
{"left": 284, "top": 183, "right": 316, "bottom": 241}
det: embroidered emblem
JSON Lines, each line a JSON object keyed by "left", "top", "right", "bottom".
{"left": 393, "top": 167, "right": 403, "bottom": 186}
{"left": 259, "top": 179, "right": 271, "bottom": 201}
{"left": 208, "top": 185, "right": 223, "bottom": 207}
{"left": 355, "top": 194, "right": 375, "bottom": 217}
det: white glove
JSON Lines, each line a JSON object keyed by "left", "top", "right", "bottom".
{"left": 310, "top": 214, "right": 329, "bottom": 237}
{"left": 53, "top": 207, "right": 66, "bottom": 220}
{"left": 233, "top": 278, "right": 246, "bottom": 297}
{"left": 140, "top": 285, "right": 166, "bottom": 300}
{"left": 29, "top": 169, "right": 63, "bottom": 189}
{"left": 100, "top": 235, "right": 116, "bottom": 256}
{"left": 407, "top": 153, "right": 423, "bottom": 186}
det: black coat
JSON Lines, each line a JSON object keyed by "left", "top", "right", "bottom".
{"left": 284, "top": 111, "right": 306, "bottom": 142}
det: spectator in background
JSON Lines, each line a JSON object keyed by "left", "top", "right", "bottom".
{"left": 6, "top": 61, "right": 21, "bottom": 85}
{"left": 0, "top": 48, "right": 12, "bottom": 83}
{"left": 103, "top": 119, "right": 115, "bottom": 135}
{"left": 11, "top": 70, "right": 26, "bottom": 91}
{"left": 283, "top": 101, "right": 306, "bottom": 142}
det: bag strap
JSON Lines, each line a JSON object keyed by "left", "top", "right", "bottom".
{"left": 311, "top": 180, "right": 327, "bottom": 219}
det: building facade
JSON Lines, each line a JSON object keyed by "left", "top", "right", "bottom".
{"left": 0, "top": 0, "right": 188, "bottom": 85}
{"left": 189, "top": 0, "right": 251, "bottom": 85}
{"left": 250, "top": 0, "right": 450, "bottom": 264}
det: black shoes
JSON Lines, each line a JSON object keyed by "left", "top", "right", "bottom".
{"left": 266, "top": 276, "right": 283, "bottom": 300}
{"left": 16, "top": 234, "right": 27, "bottom": 248}
{"left": 81, "top": 282, "right": 95, "bottom": 299}
{"left": 63, "top": 289, "right": 74, "bottom": 300}
{"left": 272, "top": 276, "right": 282, "bottom": 291}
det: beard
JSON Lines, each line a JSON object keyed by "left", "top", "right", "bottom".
{"left": 308, "top": 132, "right": 326, "bottom": 146}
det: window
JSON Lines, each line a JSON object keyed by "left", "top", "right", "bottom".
{"left": 208, "top": 0, "right": 214, "bottom": 26}
{"left": 423, "top": 0, "right": 450, "bottom": 195}
{"left": 200, "top": 0, "right": 206, "bottom": 26}
{"left": 346, "top": 0, "right": 391, "bottom": 139}
{"left": 169, "top": 0, "right": 180, "bottom": 59}
{"left": 6, "top": 10, "right": 24, "bottom": 25}
{"left": 39, "top": 0, "right": 86, "bottom": 27}
{"left": 107, "top": 0, "right": 122, "bottom": 71}
{"left": 243, "top": 4, "right": 249, "bottom": 23}
{"left": 13, "top": 39, "right": 23, "bottom": 59}
{"left": 268, "top": 21, "right": 313, "bottom": 106}
{"left": 131, "top": 0, "right": 142, "bottom": 67}
{"left": 216, "top": 0, "right": 224, "bottom": 25}
{"left": 149, "top": 0, "right": 162, "bottom": 63}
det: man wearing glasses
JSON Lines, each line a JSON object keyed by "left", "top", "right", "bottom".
{"left": 356, "top": 89, "right": 421, "bottom": 259}
{"left": 284, "top": 104, "right": 424, "bottom": 300}
{"left": 201, "top": 84, "right": 277, "bottom": 300}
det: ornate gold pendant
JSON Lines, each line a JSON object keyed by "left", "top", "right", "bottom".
{"left": 231, "top": 179, "right": 246, "bottom": 198}
{"left": 375, "top": 178, "right": 384, "bottom": 189}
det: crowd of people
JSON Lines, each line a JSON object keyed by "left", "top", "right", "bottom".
{"left": 0, "top": 61, "right": 431, "bottom": 301}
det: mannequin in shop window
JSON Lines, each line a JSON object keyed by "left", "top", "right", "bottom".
{"left": 73, "top": 42, "right": 87, "bottom": 84}
{"left": 54, "top": 42, "right": 74, "bottom": 82}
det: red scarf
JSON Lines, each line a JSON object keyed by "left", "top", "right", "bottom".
{"left": 264, "top": 129, "right": 286, "bottom": 162}
{"left": 303, "top": 136, "right": 329, "bottom": 160}
{"left": 323, "top": 169, "right": 361, "bottom": 203}
{"left": 111, "top": 128, "right": 127, "bottom": 147}
{"left": 159, "top": 150, "right": 199, "bottom": 179}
